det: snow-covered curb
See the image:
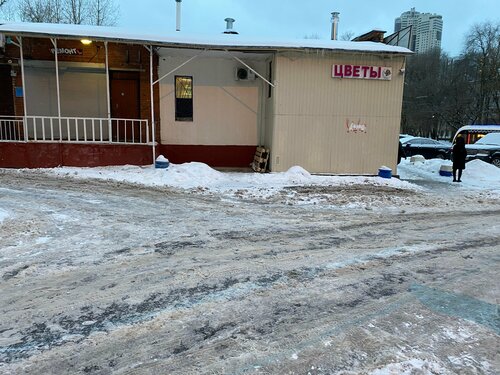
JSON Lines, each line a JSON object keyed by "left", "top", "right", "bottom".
{"left": 4, "top": 158, "right": 499, "bottom": 210}
{"left": 29, "top": 162, "right": 420, "bottom": 194}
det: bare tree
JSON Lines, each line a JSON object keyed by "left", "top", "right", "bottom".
{"left": 401, "top": 21, "right": 500, "bottom": 139}
{"left": 18, "top": 0, "right": 64, "bottom": 23}
{"left": 88, "top": 0, "right": 118, "bottom": 26}
{"left": 64, "top": 0, "right": 86, "bottom": 24}
{"left": 463, "top": 21, "right": 500, "bottom": 124}
{"left": 401, "top": 49, "right": 444, "bottom": 137}
{"left": 15, "top": 0, "right": 118, "bottom": 25}
{"left": 340, "top": 31, "right": 355, "bottom": 41}
{"left": 0, "top": 0, "right": 16, "bottom": 20}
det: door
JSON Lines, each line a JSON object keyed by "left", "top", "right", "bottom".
{"left": 110, "top": 71, "right": 140, "bottom": 142}
{"left": 0, "top": 65, "right": 17, "bottom": 140}
{"left": 0, "top": 65, "right": 14, "bottom": 116}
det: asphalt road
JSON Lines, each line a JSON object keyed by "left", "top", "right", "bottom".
{"left": 0, "top": 172, "right": 499, "bottom": 374}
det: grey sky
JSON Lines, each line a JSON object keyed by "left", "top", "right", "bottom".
{"left": 118, "top": 0, "right": 499, "bottom": 56}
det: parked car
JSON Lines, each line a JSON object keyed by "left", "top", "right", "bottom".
{"left": 465, "top": 133, "right": 500, "bottom": 167}
{"left": 401, "top": 137, "right": 451, "bottom": 159}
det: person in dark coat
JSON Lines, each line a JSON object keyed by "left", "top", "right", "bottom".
{"left": 398, "top": 141, "right": 406, "bottom": 164}
{"left": 452, "top": 136, "right": 467, "bottom": 182}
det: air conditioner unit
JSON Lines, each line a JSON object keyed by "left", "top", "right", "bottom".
{"left": 235, "top": 67, "right": 256, "bottom": 81}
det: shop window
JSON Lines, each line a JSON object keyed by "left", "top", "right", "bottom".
{"left": 175, "top": 75, "right": 193, "bottom": 121}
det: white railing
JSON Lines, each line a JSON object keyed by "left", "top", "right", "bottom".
{"left": 0, "top": 116, "right": 151, "bottom": 144}
{"left": 0, "top": 116, "right": 24, "bottom": 141}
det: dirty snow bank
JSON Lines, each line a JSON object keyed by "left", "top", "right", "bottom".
{"left": 37, "top": 162, "right": 418, "bottom": 194}
{"left": 398, "top": 158, "right": 500, "bottom": 193}
{"left": 9, "top": 159, "right": 499, "bottom": 210}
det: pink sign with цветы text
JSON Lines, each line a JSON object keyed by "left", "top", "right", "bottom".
{"left": 332, "top": 64, "right": 392, "bottom": 80}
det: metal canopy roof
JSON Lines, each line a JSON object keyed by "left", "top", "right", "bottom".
{"left": 0, "top": 22, "right": 412, "bottom": 55}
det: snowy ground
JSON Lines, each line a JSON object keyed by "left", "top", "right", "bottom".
{"left": 0, "top": 158, "right": 499, "bottom": 374}
{"left": 13, "top": 156, "right": 500, "bottom": 209}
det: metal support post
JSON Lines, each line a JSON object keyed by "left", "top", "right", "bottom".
{"left": 105, "top": 41, "right": 112, "bottom": 143}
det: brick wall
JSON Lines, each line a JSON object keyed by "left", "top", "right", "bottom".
{"left": 1, "top": 36, "right": 160, "bottom": 137}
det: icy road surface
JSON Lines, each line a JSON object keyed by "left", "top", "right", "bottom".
{"left": 0, "top": 171, "right": 499, "bottom": 374}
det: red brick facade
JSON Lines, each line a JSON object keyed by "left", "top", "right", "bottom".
{"left": 1, "top": 35, "right": 254, "bottom": 168}
{"left": 1, "top": 36, "right": 160, "bottom": 136}
{"left": 0, "top": 36, "right": 160, "bottom": 166}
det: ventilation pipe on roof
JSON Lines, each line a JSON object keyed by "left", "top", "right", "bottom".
{"left": 175, "top": 0, "right": 182, "bottom": 32}
{"left": 331, "top": 12, "right": 340, "bottom": 40}
{"left": 223, "top": 18, "right": 238, "bottom": 34}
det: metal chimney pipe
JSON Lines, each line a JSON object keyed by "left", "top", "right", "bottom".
{"left": 225, "top": 18, "right": 235, "bottom": 31}
{"left": 331, "top": 12, "right": 340, "bottom": 40}
{"left": 223, "top": 18, "right": 238, "bottom": 34}
{"left": 176, "top": 0, "right": 182, "bottom": 32}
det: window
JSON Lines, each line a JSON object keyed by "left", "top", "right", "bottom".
{"left": 409, "top": 139, "right": 424, "bottom": 144}
{"left": 175, "top": 76, "right": 193, "bottom": 121}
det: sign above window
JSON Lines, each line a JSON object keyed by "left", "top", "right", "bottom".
{"left": 49, "top": 48, "right": 83, "bottom": 56}
{"left": 332, "top": 64, "right": 392, "bottom": 80}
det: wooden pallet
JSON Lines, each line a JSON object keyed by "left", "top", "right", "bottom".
{"left": 251, "top": 146, "right": 270, "bottom": 173}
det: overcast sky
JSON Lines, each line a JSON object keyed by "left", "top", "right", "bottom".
{"left": 119, "top": 0, "right": 499, "bottom": 56}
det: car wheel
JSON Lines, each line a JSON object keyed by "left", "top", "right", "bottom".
{"left": 492, "top": 157, "right": 500, "bottom": 168}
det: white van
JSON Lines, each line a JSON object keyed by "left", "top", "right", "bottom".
{"left": 452, "top": 125, "right": 500, "bottom": 145}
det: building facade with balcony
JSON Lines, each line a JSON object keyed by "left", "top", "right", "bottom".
{"left": 395, "top": 8, "right": 443, "bottom": 53}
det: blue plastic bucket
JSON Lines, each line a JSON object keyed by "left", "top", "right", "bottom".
{"left": 155, "top": 155, "right": 170, "bottom": 169}
{"left": 439, "top": 170, "right": 452, "bottom": 177}
{"left": 439, "top": 164, "right": 453, "bottom": 177}
{"left": 155, "top": 160, "right": 169, "bottom": 169}
{"left": 378, "top": 167, "right": 392, "bottom": 179}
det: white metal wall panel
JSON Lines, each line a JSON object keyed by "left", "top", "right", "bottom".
{"left": 271, "top": 52, "right": 405, "bottom": 174}
{"left": 158, "top": 51, "right": 266, "bottom": 146}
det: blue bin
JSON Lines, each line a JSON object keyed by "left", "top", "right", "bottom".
{"left": 439, "top": 165, "right": 453, "bottom": 177}
{"left": 439, "top": 170, "right": 452, "bottom": 177}
{"left": 378, "top": 168, "right": 392, "bottom": 179}
{"left": 155, "top": 160, "right": 169, "bottom": 169}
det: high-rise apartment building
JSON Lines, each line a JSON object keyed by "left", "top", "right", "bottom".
{"left": 395, "top": 8, "right": 443, "bottom": 53}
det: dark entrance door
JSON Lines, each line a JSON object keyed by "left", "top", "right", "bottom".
{"left": 110, "top": 71, "right": 140, "bottom": 142}
{"left": 0, "top": 65, "right": 14, "bottom": 116}
{"left": 0, "top": 64, "right": 18, "bottom": 141}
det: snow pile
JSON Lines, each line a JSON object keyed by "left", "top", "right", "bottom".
{"left": 460, "top": 159, "right": 500, "bottom": 189}
{"left": 155, "top": 155, "right": 169, "bottom": 162}
{"left": 10, "top": 158, "right": 498, "bottom": 209}
{"left": 398, "top": 158, "right": 500, "bottom": 193}
{"left": 44, "top": 163, "right": 417, "bottom": 194}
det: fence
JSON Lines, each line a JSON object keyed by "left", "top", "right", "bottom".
{"left": 0, "top": 116, "right": 151, "bottom": 144}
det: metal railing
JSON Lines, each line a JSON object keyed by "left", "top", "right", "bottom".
{"left": 0, "top": 116, "right": 151, "bottom": 144}
{"left": 0, "top": 117, "right": 24, "bottom": 141}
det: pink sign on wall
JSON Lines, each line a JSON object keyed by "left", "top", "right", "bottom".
{"left": 332, "top": 65, "right": 392, "bottom": 80}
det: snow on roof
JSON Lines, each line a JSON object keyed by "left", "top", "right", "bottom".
{"left": 456, "top": 124, "right": 500, "bottom": 132}
{"left": 0, "top": 21, "right": 412, "bottom": 55}
{"left": 474, "top": 132, "right": 500, "bottom": 145}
